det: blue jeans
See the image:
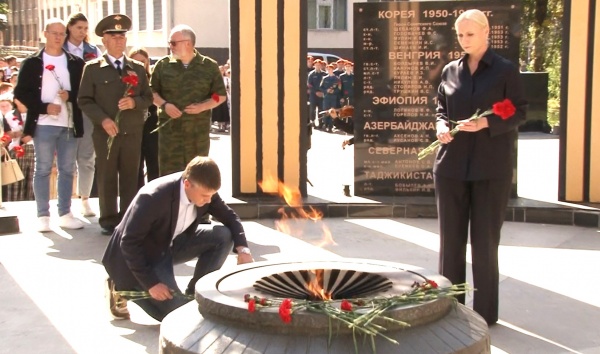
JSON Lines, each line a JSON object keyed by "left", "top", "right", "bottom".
{"left": 132, "top": 224, "right": 233, "bottom": 321}
{"left": 75, "top": 114, "right": 95, "bottom": 197}
{"left": 33, "top": 125, "right": 77, "bottom": 217}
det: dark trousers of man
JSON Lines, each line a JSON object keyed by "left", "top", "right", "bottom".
{"left": 434, "top": 174, "right": 512, "bottom": 325}
{"left": 92, "top": 128, "right": 142, "bottom": 229}
{"left": 132, "top": 225, "right": 233, "bottom": 321}
{"left": 309, "top": 97, "right": 323, "bottom": 125}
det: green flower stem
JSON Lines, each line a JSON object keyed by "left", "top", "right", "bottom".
{"left": 418, "top": 109, "right": 495, "bottom": 161}
{"left": 150, "top": 118, "right": 172, "bottom": 134}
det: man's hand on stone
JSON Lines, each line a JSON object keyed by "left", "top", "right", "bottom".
{"left": 148, "top": 283, "right": 174, "bottom": 301}
{"left": 237, "top": 253, "right": 254, "bottom": 265}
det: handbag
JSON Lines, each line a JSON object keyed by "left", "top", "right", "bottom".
{"left": 1, "top": 148, "right": 24, "bottom": 186}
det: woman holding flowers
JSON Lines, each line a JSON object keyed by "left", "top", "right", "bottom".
{"left": 433, "top": 9, "right": 527, "bottom": 325}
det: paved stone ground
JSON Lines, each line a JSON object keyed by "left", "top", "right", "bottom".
{"left": 1, "top": 131, "right": 599, "bottom": 354}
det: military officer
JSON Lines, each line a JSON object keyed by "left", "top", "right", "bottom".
{"left": 150, "top": 24, "right": 227, "bottom": 176}
{"left": 78, "top": 14, "right": 153, "bottom": 235}
{"left": 339, "top": 61, "right": 354, "bottom": 106}
{"left": 319, "top": 63, "right": 342, "bottom": 132}
{"left": 307, "top": 59, "right": 325, "bottom": 128}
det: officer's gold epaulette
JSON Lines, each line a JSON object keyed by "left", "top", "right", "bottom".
{"left": 84, "top": 57, "right": 103, "bottom": 66}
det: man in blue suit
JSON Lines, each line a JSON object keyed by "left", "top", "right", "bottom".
{"left": 102, "top": 156, "right": 253, "bottom": 321}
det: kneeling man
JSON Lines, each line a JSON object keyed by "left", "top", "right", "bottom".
{"left": 102, "top": 156, "right": 253, "bottom": 321}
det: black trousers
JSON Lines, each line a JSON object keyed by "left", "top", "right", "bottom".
{"left": 434, "top": 174, "right": 512, "bottom": 324}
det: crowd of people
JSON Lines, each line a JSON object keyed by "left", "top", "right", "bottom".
{"left": 307, "top": 55, "right": 354, "bottom": 133}
{"left": 2, "top": 12, "right": 252, "bottom": 322}
{"left": 2, "top": 7, "right": 525, "bottom": 329}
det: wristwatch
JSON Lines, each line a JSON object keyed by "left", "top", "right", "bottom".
{"left": 161, "top": 101, "right": 168, "bottom": 110}
{"left": 238, "top": 247, "right": 251, "bottom": 255}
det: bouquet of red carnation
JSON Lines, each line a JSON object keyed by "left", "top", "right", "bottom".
{"left": 418, "top": 99, "right": 516, "bottom": 160}
{"left": 107, "top": 72, "right": 139, "bottom": 159}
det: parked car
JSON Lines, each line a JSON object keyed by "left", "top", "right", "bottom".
{"left": 308, "top": 52, "right": 342, "bottom": 64}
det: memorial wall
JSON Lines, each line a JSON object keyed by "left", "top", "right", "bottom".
{"left": 353, "top": 1, "right": 521, "bottom": 196}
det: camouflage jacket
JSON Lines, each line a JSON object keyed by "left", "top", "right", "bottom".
{"left": 150, "top": 51, "right": 226, "bottom": 121}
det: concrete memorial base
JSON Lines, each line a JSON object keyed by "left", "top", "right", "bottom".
{"left": 160, "top": 260, "right": 490, "bottom": 354}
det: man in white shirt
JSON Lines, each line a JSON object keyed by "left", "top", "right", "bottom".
{"left": 14, "top": 18, "right": 86, "bottom": 231}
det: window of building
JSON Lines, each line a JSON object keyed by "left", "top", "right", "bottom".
{"left": 113, "top": 0, "right": 120, "bottom": 13}
{"left": 102, "top": 1, "right": 108, "bottom": 16}
{"left": 153, "top": 0, "right": 162, "bottom": 30}
{"left": 307, "top": 0, "right": 346, "bottom": 30}
{"left": 138, "top": 0, "right": 147, "bottom": 30}
{"left": 126, "top": 0, "right": 132, "bottom": 19}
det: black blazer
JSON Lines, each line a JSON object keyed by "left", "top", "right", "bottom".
{"left": 102, "top": 173, "right": 248, "bottom": 291}
{"left": 433, "top": 49, "right": 527, "bottom": 181}
{"left": 14, "top": 49, "right": 85, "bottom": 138}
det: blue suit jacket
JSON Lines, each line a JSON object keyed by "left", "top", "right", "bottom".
{"left": 102, "top": 172, "right": 248, "bottom": 291}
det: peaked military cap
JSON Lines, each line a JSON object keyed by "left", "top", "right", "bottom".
{"left": 95, "top": 14, "right": 132, "bottom": 37}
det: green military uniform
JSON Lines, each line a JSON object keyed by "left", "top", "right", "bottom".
{"left": 78, "top": 55, "right": 153, "bottom": 229}
{"left": 150, "top": 51, "right": 226, "bottom": 176}
{"left": 77, "top": 14, "right": 153, "bottom": 231}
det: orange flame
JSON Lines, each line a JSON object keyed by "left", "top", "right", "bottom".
{"left": 306, "top": 269, "right": 332, "bottom": 300}
{"left": 258, "top": 174, "right": 336, "bottom": 248}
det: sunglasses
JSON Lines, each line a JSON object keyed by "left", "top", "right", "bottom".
{"left": 168, "top": 39, "right": 189, "bottom": 46}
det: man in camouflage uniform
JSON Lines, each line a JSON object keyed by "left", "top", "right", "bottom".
{"left": 151, "top": 24, "right": 226, "bottom": 176}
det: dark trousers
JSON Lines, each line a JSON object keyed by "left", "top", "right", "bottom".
{"left": 137, "top": 130, "right": 159, "bottom": 189}
{"left": 92, "top": 128, "right": 142, "bottom": 229}
{"left": 132, "top": 224, "right": 233, "bottom": 321}
{"left": 434, "top": 174, "right": 512, "bottom": 324}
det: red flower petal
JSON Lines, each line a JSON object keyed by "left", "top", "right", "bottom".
{"left": 278, "top": 298, "right": 293, "bottom": 323}
{"left": 45, "top": 64, "right": 55, "bottom": 71}
{"left": 341, "top": 299, "right": 353, "bottom": 311}
{"left": 427, "top": 280, "right": 438, "bottom": 289}
{"left": 248, "top": 299, "right": 256, "bottom": 313}
{"left": 492, "top": 99, "right": 516, "bottom": 120}
{"left": 211, "top": 93, "right": 220, "bottom": 103}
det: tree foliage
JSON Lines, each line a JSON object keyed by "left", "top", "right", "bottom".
{"left": 520, "top": 0, "right": 563, "bottom": 126}
{"left": 0, "top": 0, "right": 8, "bottom": 32}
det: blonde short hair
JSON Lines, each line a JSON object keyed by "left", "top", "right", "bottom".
{"left": 455, "top": 9, "right": 489, "bottom": 29}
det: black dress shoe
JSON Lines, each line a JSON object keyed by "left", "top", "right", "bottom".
{"left": 101, "top": 226, "right": 115, "bottom": 236}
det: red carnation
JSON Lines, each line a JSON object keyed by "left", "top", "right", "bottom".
{"left": 1, "top": 133, "right": 11, "bottom": 145}
{"left": 260, "top": 297, "right": 268, "bottom": 306}
{"left": 341, "top": 299, "right": 353, "bottom": 312}
{"left": 13, "top": 145, "right": 25, "bottom": 158}
{"left": 492, "top": 99, "right": 516, "bottom": 120}
{"left": 427, "top": 280, "right": 438, "bottom": 289}
{"left": 211, "top": 93, "right": 220, "bottom": 103}
{"left": 45, "top": 64, "right": 55, "bottom": 71}
{"left": 248, "top": 299, "right": 256, "bottom": 313}
{"left": 127, "top": 89, "right": 134, "bottom": 96}
{"left": 278, "top": 298, "right": 293, "bottom": 323}
{"left": 84, "top": 53, "right": 97, "bottom": 60}
{"left": 122, "top": 74, "right": 139, "bottom": 87}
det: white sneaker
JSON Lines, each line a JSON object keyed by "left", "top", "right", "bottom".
{"left": 59, "top": 212, "right": 85, "bottom": 230}
{"left": 37, "top": 216, "right": 51, "bottom": 232}
{"left": 81, "top": 199, "right": 96, "bottom": 217}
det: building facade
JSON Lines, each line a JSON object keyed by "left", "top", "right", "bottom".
{"left": 5, "top": 0, "right": 38, "bottom": 47}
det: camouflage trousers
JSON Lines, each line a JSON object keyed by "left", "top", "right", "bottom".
{"left": 158, "top": 115, "right": 211, "bottom": 176}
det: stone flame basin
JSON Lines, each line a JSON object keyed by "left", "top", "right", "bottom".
{"left": 160, "top": 259, "right": 490, "bottom": 354}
